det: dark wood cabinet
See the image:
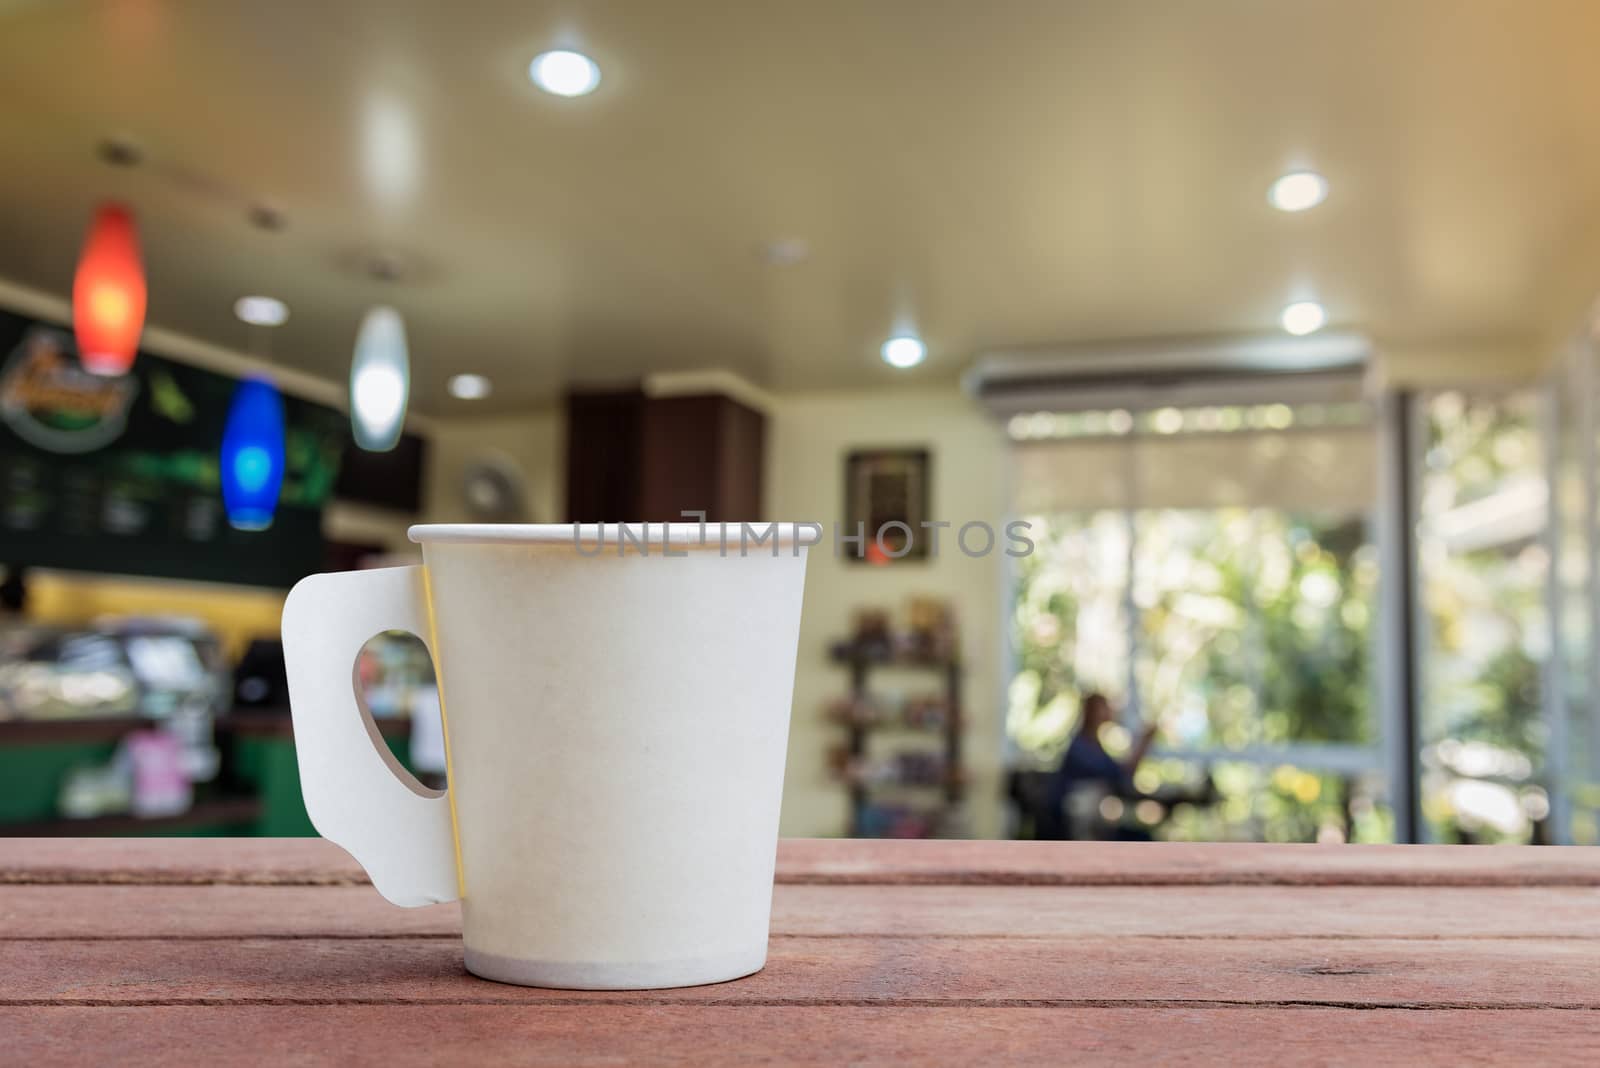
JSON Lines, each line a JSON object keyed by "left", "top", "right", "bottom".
{"left": 563, "top": 388, "right": 646, "bottom": 523}
{"left": 564, "top": 389, "right": 764, "bottom": 522}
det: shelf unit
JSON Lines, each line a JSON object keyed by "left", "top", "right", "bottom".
{"left": 0, "top": 711, "right": 412, "bottom": 836}
{"left": 830, "top": 641, "right": 963, "bottom": 837}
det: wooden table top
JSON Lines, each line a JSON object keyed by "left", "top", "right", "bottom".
{"left": 5, "top": 838, "right": 1600, "bottom": 1064}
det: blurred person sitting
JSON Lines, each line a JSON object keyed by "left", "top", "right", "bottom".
{"left": 1038, "top": 692, "right": 1158, "bottom": 840}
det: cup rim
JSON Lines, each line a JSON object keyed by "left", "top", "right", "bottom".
{"left": 408, "top": 521, "right": 822, "bottom": 548}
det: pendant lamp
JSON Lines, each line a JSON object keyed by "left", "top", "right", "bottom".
{"left": 72, "top": 202, "right": 147, "bottom": 376}
{"left": 220, "top": 377, "right": 286, "bottom": 531}
{"left": 350, "top": 305, "right": 409, "bottom": 452}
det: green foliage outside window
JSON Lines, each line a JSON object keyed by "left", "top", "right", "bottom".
{"left": 1010, "top": 507, "right": 1383, "bottom": 842}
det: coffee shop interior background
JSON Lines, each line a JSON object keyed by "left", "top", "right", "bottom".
{"left": 5, "top": 0, "right": 1600, "bottom": 845}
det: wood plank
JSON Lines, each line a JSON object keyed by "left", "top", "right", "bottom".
{"left": 9, "top": 837, "right": 1600, "bottom": 888}
{"left": 0, "top": 886, "right": 458, "bottom": 938}
{"left": 7, "top": 1006, "right": 1599, "bottom": 1065}
{"left": 0, "top": 838, "right": 367, "bottom": 886}
{"left": 6, "top": 936, "right": 1599, "bottom": 1009}
{"left": 6, "top": 884, "right": 1600, "bottom": 940}
{"left": 770, "top": 883, "right": 1600, "bottom": 939}
{"left": 776, "top": 838, "right": 1600, "bottom": 887}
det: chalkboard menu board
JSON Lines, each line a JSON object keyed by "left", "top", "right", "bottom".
{"left": 0, "top": 307, "right": 347, "bottom": 588}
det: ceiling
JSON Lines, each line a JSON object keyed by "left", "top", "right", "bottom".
{"left": 2, "top": 0, "right": 1600, "bottom": 413}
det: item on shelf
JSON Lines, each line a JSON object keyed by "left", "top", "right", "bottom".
{"left": 825, "top": 697, "right": 947, "bottom": 729}
{"left": 905, "top": 596, "right": 957, "bottom": 660}
{"left": 355, "top": 630, "right": 436, "bottom": 719}
{"left": 57, "top": 758, "right": 134, "bottom": 820}
{"left": 0, "top": 627, "right": 140, "bottom": 721}
{"left": 408, "top": 684, "right": 448, "bottom": 780}
{"left": 855, "top": 801, "right": 944, "bottom": 839}
{"left": 124, "top": 728, "right": 193, "bottom": 818}
{"left": 164, "top": 699, "right": 221, "bottom": 783}
{"left": 51, "top": 722, "right": 195, "bottom": 822}
{"left": 831, "top": 747, "right": 950, "bottom": 788}
{"left": 99, "top": 616, "right": 228, "bottom": 782}
{"left": 829, "top": 631, "right": 959, "bottom": 667}
{"left": 826, "top": 694, "right": 952, "bottom": 730}
{"left": 936, "top": 803, "right": 972, "bottom": 839}
{"left": 849, "top": 609, "right": 893, "bottom": 652}
{"left": 893, "top": 749, "right": 948, "bottom": 785}
{"left": 826, "top": 696, "right": 869, "bottom": 727}
{"left": 0, "top": 617, "right": 230, "bottom": 729}
{"left": 233, "top": 639, "right": 289, "bottom": 707}
{"left": 103, "top": 616, "right": 229, "bottom": 718}
{"left": 903, "top": 694, "right": 951, "bottom": 729}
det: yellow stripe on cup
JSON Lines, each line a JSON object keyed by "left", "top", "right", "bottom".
{"left": 421, "top": 564, "right": 467, "bottom": 899}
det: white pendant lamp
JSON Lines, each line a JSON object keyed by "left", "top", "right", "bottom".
{"left": 350, "top": 305, "right": 410, "bottom": 452}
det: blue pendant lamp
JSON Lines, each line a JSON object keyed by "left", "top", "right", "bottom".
{"left": 220, "top": 377, "right": 286, "bottom": 531}
{"left": 350, "top": 305, "right": 409, "bottom": 452}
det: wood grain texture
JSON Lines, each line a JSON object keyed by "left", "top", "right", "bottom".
{"left": 0, "top": 838, "right": 367, "bottom": 886}
{"left": 7, "top": 836, "right": 1600, "bottom": 887}
{"left": 0, "top": 886, "right": 459, "bottom": 938}
{"left": 7, "top": 1006, "right": 1600, "bottom": 1067}
{"left": 775, "top": 838, "right": 1600, "bottom": 887}
{"left": 6, "top": 883, "right": 1600, "bottom": 940}
{"left": 9, "top": 839, "right": 1600, "bottom": 1064}
{"left": 6, "top": 936, "right": 1600, "bottom": 1009}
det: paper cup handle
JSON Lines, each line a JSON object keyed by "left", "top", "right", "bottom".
{"left": 282, "top": 565, "right": 459, "bottom": 907}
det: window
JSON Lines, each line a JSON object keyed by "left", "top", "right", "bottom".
{"left": 1543, "top": 342, "right": 1600, "bottom": 845}
{"left": 1009, "top": 509, "right": 1129, "bottom": 758}
{"left": 1415, "top": 391, "right": 1551, "bottom": 843}
{"left": 1007, "top": 396, "right": 1391, "bottom": 842}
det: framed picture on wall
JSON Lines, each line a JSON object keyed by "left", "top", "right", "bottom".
{"left": 843, "top": 448, "right": 930, "bottom": 564}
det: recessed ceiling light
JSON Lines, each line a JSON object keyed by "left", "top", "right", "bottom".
{"left": 881, "top": 335, "right": 926, "bottom": 369}
{"left": 1280, "top": 301, "right": 1327, "bottom": 336}
{"left": 234, "top": 296, "right": 289, "bottom": 327}
{"left": 529, "top": 50, "right": 601, "bottom": 97}
{"left": 448, "top": 373, "right": 493, "bottom": 400}
{"left": 1269, "top": 171, "right": 1329, "bottom": 213}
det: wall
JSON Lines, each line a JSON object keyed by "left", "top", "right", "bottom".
{"left": 420, "top": 409, "right": 565, "bottom": 527}
{"left": 323, "top": 501, "right": 417, "bottom": 554}
{"left": 1376, "top": 339, "right": 1551, "bottom": 388}
{"left": 765, "top": 386, "right": 1010, "bottom": 838}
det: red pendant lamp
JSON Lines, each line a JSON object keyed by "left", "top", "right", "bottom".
{"left": 72, "top": 202, "right": 147, "bottom": 376}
